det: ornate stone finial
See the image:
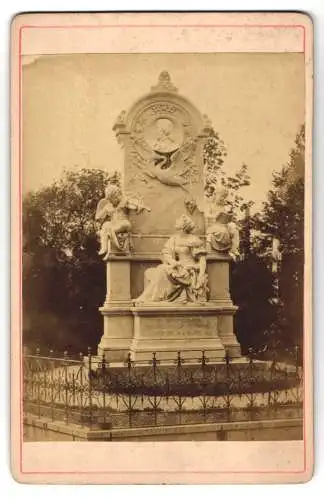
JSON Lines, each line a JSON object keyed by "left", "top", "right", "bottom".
{"left": 202, "top": 114, "right": 214, "bottom": 133}
{"left": 116, "top": 110, "right": 126, "bottom": 126}
{"left": 113, "top": 110, "right": 126, "bottom": 131}
{"left": 113, "top": 110, "right": 128, "bottom": 144}
{"left": 151, "top": 71, "right": 178, "bottom": 93}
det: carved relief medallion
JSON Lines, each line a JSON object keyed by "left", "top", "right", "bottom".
{"left": 129, "top": 101, "right": 199, "bottom": 191}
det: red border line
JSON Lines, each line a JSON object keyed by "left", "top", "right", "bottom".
{"left": 21, "top": 469, "right": 304, "bottom": 475}
{"left": 18, "top": 25, "right": 23, "bottom": 476}
{"left": 18, "top": 23, "right": 307, "bottom": 476}
{"left": 19, "top": 24, "right": 306, "bottom": 28}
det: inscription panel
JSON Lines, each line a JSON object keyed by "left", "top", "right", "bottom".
{"left": 138, "top": 315, "right": 218, "bottom": 339}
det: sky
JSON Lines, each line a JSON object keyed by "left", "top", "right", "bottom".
{"left": 22, "top": 52, "right": 305, "bottom": 212}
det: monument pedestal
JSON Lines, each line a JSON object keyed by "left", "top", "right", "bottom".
{"left": 217, "top": 312, "right": 242, "bottom": 358}
{"left": 95, "top": 72, "right": 243, "bottom": 364}
{"left": 130, "top": 303, "right": 238, "bottom": 362}
{"left": 97, "top": 258, "right": 242, "bottom": 363}
{"left": 97, "top": 307, "right": 133, "bottom": 361}
{"left": 97, "top": 258, "right": 134, "bottom": 362}
{"left": 207, "top": 256, "right": 242, "bottom": 358}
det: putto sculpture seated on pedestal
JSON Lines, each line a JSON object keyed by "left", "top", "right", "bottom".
{"left": 193, "top": 185, "right": 240, "bottom": 261}
{"left": 135, "top": 214, "right": 208, "bottom": 304}
{"left": 95, "top": 184, "right": 150, "bottom": 259}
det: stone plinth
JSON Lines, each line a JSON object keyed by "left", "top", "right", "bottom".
{"left": 207, "top": 255, "right": 232, "bottom": 304}
{"left": 215, "top": 312, "right": 241, "bottom": 358}
{"left": 103, "top": 257, "right": 131, "bottom": 304}
{"left": 130, "top": 304, "right": 236, "bottom": 362}
{"left": 97, "top": 258, "right": 133, "bottom": 361}
{"left": 97, "top": 307, "right": 133, "bottom": 362}
{"left": 206, "top": 255, "right": 241, "bottom": 358}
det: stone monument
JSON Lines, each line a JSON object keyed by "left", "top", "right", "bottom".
{"left": 96, "top": 71, "right": 241, "bottom": 362}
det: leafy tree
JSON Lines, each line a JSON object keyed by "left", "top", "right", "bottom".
{"left": 203, "top": 131, "right": 253, "bottom": 220}
{"left": 230, "top": 254, "right": 275, "bottom": 355}
{"left": 254, "top": 126, "right": 304, "bottom": 257}
{"left": 23, "top": 169, "right": 120, "bottom": 254}
{"left": 23, "top": 168, "right": 121, "bottom": 353}
{"left": 252, "top": 125, "right": 305, "bottom": 355}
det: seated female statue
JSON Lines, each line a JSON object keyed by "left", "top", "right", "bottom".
{"left": 135, "top": 214, "right": 208, "bottom": 304}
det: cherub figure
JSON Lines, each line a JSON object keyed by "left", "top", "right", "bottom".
{"left": 195, "top": 186, "right": 241, "bottom": 261}
{"left": 95, "top": 185, "right": 150, "bottom": 260}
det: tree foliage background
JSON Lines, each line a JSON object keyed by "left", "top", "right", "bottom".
{"left": 23, "top": 126, "right": 304, "bottom": 359}
{"left": 23, "top": 169, "right": 121, "bottom": 352}
{"left": 203, "top": 131, "right": 253, "bottom": 218}
{"left": 251, "top": 125, "right": 305, "bottom": 357}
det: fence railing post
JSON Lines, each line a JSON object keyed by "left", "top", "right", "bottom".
{"left": 126, "top": 352, "right": 133, "bottom": 428}
{"left": 36, "top": 347, "right": 41, "bottom": 419}
{"left": 49, "top": 350, "right": 55, "bottom": 421}
{"left": 294, "top": 344, "right": 302, "bottom": 412}
{"left": 224, "top": 349, "right": 231, "bottom": 422}
{"left": 248, "top": 348, "right": 256, "bottom": 419}
{"left": 175, "top": 351, "right": 184, "bottom": 426}
{"left": 101, "top": 353, "right": 107, "bottom": 426}
{"left": 79, "top": 352, "right": 84, "bottom": 425}
{"left": 200, "top": 350, "right": 208, "bottom": 422}
{"left": 87, "top": 347, "right": 93, "bottom": 427}
{"left": 64, "top": 350, "right": 69, "bottom": 423}
{"left": 150, "top": 352, "right": 161, "bottom": 426}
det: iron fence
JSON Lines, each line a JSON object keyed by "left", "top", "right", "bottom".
{"left": 23, "top": 348, "right": 303, "bottom": 430}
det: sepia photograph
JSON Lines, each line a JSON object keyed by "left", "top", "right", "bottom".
{"left": 11, "top": 12, "right": 313, "bottom": 483}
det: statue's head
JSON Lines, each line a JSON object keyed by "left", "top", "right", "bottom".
{"left": 105, "top": 185, "right": 122, "bottom": 206}
{"left": 175, "top": 214, "right": 196, "bottom": 234}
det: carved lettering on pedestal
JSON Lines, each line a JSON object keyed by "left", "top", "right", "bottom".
{"left": 144, "top": 317, "right": 217, "bottom": 338}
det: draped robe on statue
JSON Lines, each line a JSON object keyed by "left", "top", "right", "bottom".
{"left": 135, "top": 234, "right": 208, "bottom": 304}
